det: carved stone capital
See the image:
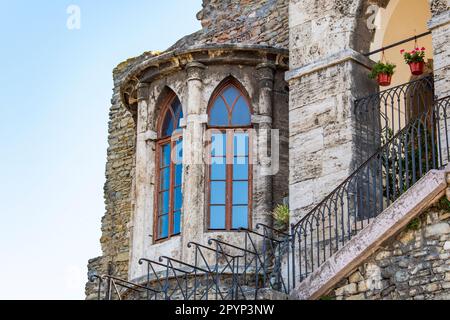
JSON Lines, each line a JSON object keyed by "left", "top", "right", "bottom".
{"left": 137, "top": 83, "right": 150, "bottom": 102}
{"left": 256, "top": 62, "right": 276, "bottom": 88}
{"left": 186, "top": 61, "right": 206, "bottom": 82}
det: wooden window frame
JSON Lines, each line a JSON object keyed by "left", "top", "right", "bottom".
{"left": 153, "top": 93, "right": 183, "bottom": 243}
{"left": 206, "top": 81, "right": 253, "bottom": 232}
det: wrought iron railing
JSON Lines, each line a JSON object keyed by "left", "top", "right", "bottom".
{"left": 89, "top": 274, "right": 161, "bottom": 300}
{"left": 354, "top": 76, "right": 434, "bottom": 165}
{"left": 89, "top": 82, "right": 449, "bottom": 301}
{"left": 89, "top": 223, "right": 288, "bottom": 300}
{"left": 289, "top": 95, "right": 450, "bottom": 287}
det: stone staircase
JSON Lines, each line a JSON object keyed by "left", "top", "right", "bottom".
{"left": 90, "top": 84, "right": 450, "bottom": 301}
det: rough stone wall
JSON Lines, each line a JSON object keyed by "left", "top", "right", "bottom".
{"left": 330, "top": 203, "right": 450, "bottom": 300}
{"left": 86, "top": 53, "right": 159, "bottom": 299}
{"left": 169, "top": 0, "right": 289, "bottom": 50}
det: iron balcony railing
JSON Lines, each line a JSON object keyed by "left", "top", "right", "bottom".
{"left": 289, "top": 95, "right": 450, "bottom": 287}
{"left": 354, "top": 76, "right": 434, "bottom": 166}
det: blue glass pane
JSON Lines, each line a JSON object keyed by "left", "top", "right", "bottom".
{"left": 211, "top": 133, "right": 226, "bottom": 156}
{"left": 174, "top": 186, "right": 182, "bottom": 211}
{"left": 233, "top": 162, "right": 248, "bottom": 180}
{"left": 232, "top": 206, "right": 248, "bottom": 229}
{"left": 231, "top": 97, "right": 251, "bottom": 126}
{"left": 178, "top": 107, "right": 184, "bottom": 128}
{"left": 211, "top": 159, "right": 226, "bottom": 180}
{"left": 210, "top": 98, "right": 229, "bottom": 126}
{"left": 175, "top": 139, "right": 183, "bottom": 164}
{"left": 158, "top": 214, "right": 169, "bottom": 239}
{"left": 232, "top": 181, "right": 248, "bottom": 205}
{"left": 175, "top": 164, "right": 183, "bottom": 186}
{"left": 172, "top": 99, "right": 183, "bottom": 129}
{"left": 161, "top": 144, "right": 171, "bottom": 167}
{"left": 173, "top": 211, "right": 181, "bottom": 235}
{"left": 234, "top": 133, "right": 249, "bottom": 156}
{"left": 162, "top": 112, "right": 174, "bottom": 137}
{"left": 234, "top": 156, "right": 248, "bottom": 165}
{"left": 160, "top": 191, "right": 169, "bottom": 214}
{"left": 210, "top": 206, "right": 226, "bottom": 229}
{"left": 160, "top": 168, "right": 170, "bottom": 190}
{"left": 222, "top": 86, "right": 240, "bottom": 106}
{"left": 210, "top": 181, "right": 226, "bottom": 205}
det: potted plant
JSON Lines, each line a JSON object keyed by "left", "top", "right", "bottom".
{"left": 368, "top": 61, "right": 396, "bottom": 86}
{"left": 401, "top": 47, "right": 426, "bottom": 76}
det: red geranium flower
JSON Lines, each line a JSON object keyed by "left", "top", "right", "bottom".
{"left": 400, "top": 49, "right": 405, "bottom": 54}
{"left": 421, "top": 47, "right": 426, "bottom": 51}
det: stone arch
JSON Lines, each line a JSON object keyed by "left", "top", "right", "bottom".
{"left": 352, "top": 0, "right": 438, "bottom": 54}
{"left": 352, "top": 0, "right": 434, "bottom": 87}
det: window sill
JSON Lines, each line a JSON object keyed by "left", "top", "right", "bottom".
{"left": 153, "top": 233, "right": 181, "bottom": 245}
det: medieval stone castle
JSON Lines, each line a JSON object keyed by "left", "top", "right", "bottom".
{"left": 86, "top": 0, "right": 450, "bottom": 300}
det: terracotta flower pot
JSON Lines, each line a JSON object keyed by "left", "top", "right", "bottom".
{"left": 409, "top": 61, "right": 424, "bottom": 76}
{"left": 377, "top": 73, "right": 392, "bottom": 87}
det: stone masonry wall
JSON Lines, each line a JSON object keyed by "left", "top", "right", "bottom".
{"left": 329, "top": 201, "right": 450, "bottom": 300}
{"left": 169, "top": 0, "right": 289, "bottom": 50}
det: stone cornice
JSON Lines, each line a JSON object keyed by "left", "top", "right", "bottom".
{"left": 285, "top": 49, "right": 375, "bottom": 82}
{"left": 119, "top": 44, "right": 289, "bottom": 116}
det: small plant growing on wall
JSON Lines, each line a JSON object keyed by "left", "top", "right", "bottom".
{"left": 437, "top": 197, "right": 450, "bottom": 212}
{"left": 401, "top": 47, "right": 426, "bottom": 76}
{"left": 273, "top": 204, "right": 290, "bottom": 232}
{"left": 369, "top": 61, "right": 396, "bottom": 86}
{"left": 407, "top": 218, "right": 421, "bottom": 231}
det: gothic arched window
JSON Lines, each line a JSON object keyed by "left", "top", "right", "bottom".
{"left": 207, "top": 81, "right": 252, "bottom": 231}
{"left": 155, "top": 94, "right": 183, "bottom": 241}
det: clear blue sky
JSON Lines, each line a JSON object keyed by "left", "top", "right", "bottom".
{"left": 0, "top": 0, "right": 201, "bottom": 300}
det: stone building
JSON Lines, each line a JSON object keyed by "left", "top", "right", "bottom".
{"left": 86, "top": 0, "right": 450, "bottom": 300}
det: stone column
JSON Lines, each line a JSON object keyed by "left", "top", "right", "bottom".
{"left": 429, "top": 10, "right": 450, "bottom": 98}
{"left": 287, "top": 0, "right": 377, "bottom": 224}
{"left": 129, "top": 83, "right": 158, "bottom": 281}
{"left": 429, "top": 10, "right": 450, "bottom": 167}
{"left": 253, "top": 63, "right": 276, "bottom": 228}
{"left": 181, "top": 62, "right": 207, "bottom": 263}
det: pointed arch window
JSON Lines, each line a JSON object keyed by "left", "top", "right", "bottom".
{"left": 207, "top": 81, "right": 252, "bottom": 231}
{"left": 155, "top": 94, "right": 184, "bottom": 241}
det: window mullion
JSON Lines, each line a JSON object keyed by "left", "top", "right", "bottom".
{"left": 168, "top": 140, "right": 175, "bottom": 237}
{"left": 226, "top": 130, "right": 233, "bottom": 230}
